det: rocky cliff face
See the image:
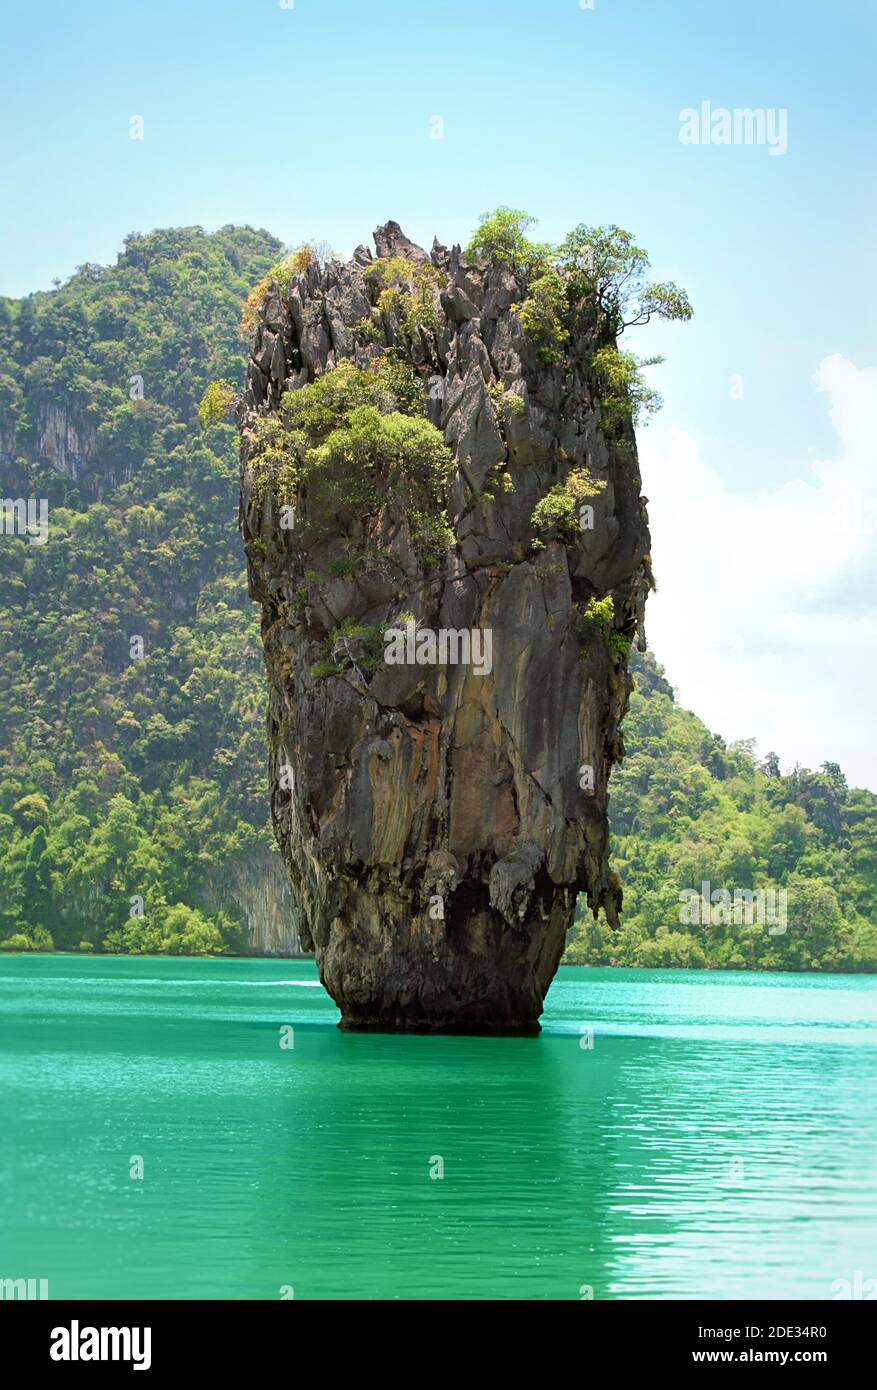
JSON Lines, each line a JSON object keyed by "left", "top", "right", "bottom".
{"left": 203, "top": 845, "right": 308, "bottom": 957}
{"left": 239, "top": 222, "right": 652, "bottom": 1032}
{"left": 0, "top": 399, "right": 97, "bottom": 489}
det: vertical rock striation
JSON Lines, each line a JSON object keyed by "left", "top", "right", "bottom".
{"left": 239, "top": 222, "right": 652, "bottom": 1032}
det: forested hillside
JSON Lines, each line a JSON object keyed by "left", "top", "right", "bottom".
{"left": 566, "top": 651, "right": 877, "bottom": 969}
{"left": 1, "top": 226, "right": 874, "bottom": 968}
{"left": 0, "top": 226, "right": 298, "bottom": 955}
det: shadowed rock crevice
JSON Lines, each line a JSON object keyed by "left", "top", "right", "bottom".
{"left": 239, "top": 222, "right": 652, "bottom": 1032}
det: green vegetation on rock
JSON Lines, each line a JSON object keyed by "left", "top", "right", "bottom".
{"left": 466, "top": 207, "right": 552, "bottom": 275}
{"left": 592, "top": 345, "right": 664, "bottom": 429}
{"left": 239, "top": 241, "right": 329, "bottom": 335}
{"left": 248, "top": 356, "right": 452, "bottom": 559}
{"left": 363, "top": 256, "right": 444, "bottom": 337}
{"left": 470, "top": 207, "right": 692, "bottom": 428}
{"left": 556, "top": 223, "right": 693, "bottom": 333}
{"left": 531, "top": 466, "right": 607, "bottom": 540}
{"left": 573, "top": 594, "right": 632, "bottom": 660}
{"left": 511, "top": 269, "right": 568, "bottom": 364}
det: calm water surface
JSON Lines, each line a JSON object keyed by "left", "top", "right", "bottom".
{"left": 1, "top": 956, "right": 875, "bottom": 1300}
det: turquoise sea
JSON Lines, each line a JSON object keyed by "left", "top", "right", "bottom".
{"left": 1, "top": 956, "right": 875, "bottom": 1300}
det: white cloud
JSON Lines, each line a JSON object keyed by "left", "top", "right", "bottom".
{"left": 640, "top": 354, "right": 877, "bottom": 791}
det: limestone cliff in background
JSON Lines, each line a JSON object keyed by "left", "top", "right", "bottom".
{"left": 239, "top": 222, "right": 652, "bottom": 1031}
{"left": 206, "top": 846, "right": 306, "bottom": 958}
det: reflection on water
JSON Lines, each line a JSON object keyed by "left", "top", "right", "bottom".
{"left": 0, "top": 957, "right": 874, "bottom": 1299}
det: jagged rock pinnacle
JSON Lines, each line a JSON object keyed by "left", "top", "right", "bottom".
{"left": 239, "top": 223, "right": 651, "bottom": 1032}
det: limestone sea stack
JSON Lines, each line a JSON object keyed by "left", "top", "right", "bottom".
{"left": 238, "top": 221, "right": 653, "bottom": 1032}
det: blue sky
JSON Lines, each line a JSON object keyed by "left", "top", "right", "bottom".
{"left": 3, "top": 0, "right": 876, "bottom": 785}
